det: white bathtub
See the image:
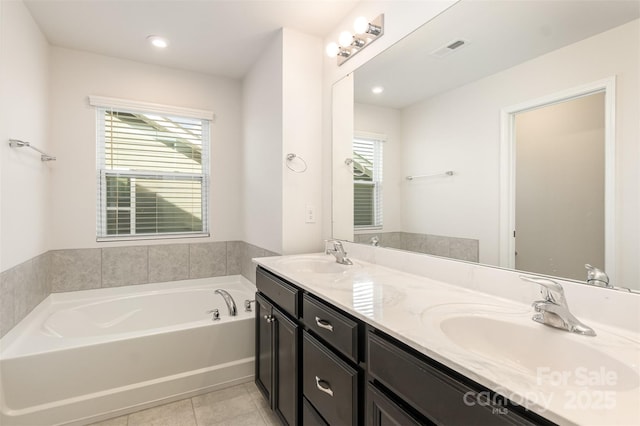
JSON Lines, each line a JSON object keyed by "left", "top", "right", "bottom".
{"left": 0, "top": 275, "right": 256, "bottom": 426}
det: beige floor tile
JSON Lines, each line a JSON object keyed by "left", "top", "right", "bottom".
{"left": 127, "top": 399, "right": 197, "bottom": 426}
{"left": 243, "top": 381, "right": 263, "bottom": 402}
{"left": 257, "top": 407, "right": 281, "bottom": 426}
{"left": 88, "top": 415, "right": 128, "bottom": 426}
{"left": 207, "top": 410, "right": 267, "bottom": 426}
{"left": 192, "top": 384, "right": 257, "bottom": 425}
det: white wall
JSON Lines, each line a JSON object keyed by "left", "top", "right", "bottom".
{"left": 242, "top": 31, "right": 284, "bottom": 253}
{"left": 242, "top": 28, "right": 324, "bottom": 255}
{"left": 400, "top": 20, "right": 639, "bottom": 286}
{"left": 49, "top": 47, "right": 244, "bottom": 250}
{"left": 0, "top": 0, "right": 51, "bottom": 271}
{"left": 322, "top": 1, "right": 458, "bottom": 241}
{"left": 281, "top": 28, "right": 323, "bottom": 255}
{"left": 354, "top": 103, "right": 403, "bottom": 233}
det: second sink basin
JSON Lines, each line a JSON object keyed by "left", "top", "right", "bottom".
{"left": 438, "top": 314, "right": 639, "bottom": 391}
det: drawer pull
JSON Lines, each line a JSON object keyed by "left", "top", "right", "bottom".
{"left": 263, "top": 315, "right": 275, "bottom": 323}
{"left": 315, "top": 316, "right": 334, "bottom": 332}
{"left": 315, "top": 376, "right": 334, "bottom": 397}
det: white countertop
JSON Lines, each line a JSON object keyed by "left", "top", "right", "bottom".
{"left": 254, "top": 253, "right": 640, "bottom": 426}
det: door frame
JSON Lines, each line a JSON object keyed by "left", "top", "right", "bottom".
{"left": 499, "top": 77, "right": 616, "bottom": 281}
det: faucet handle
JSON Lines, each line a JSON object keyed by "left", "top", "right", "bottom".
{"left": 519, "top": 275, "right": 567, "bottom": 307}
{"left": 324, "top": 239, "right": 344, "bottom": 253}
{"left": 206, "top": 309, "right": 220, "bottom": 321}
{"left": 324, "top": 239, "right": 335, "bottom": 254}
{"left": 244, "top": 299, "right": 256, "bottom": 312}
{"left": 585, "top": 264, "right": 610, "bottom": 287}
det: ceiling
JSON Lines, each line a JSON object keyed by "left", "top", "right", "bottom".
{"left": 354, "top": 0, "right": 640, "bottom": 109}
{"left": 24, "top": 0, "right": 360, "bottom": 79}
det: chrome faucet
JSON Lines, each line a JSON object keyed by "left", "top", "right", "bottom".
{"left": 325, "top": 240, "right": 353, "bottom": 265}
{"left": 520, "top": 275, "right": 596, "bottom": 336}
{"left": 585, "top": 264, "right": 611, "bottom": 288}
{"left": 215, "top": 289, "right": 237, "bottom": 316}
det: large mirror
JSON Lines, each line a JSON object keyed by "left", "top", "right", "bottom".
{"left": 332, "top": 0, "right": 640, "bottom": 291}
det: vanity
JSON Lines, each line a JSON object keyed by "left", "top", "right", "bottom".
{"left": 254, "top": 249, "right": 640, "bottom": 425}
{"left": 252, "top": 251, "right": 639, "bottom": 426}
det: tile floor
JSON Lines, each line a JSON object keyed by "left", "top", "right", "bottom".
{"left": 90, "top": 382, "right": 280, "bottom": 426}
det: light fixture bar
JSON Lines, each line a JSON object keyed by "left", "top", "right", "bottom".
{"left": 333, "top": 14, "right": 384, "bottom": 66}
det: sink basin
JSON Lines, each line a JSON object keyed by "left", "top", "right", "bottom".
{"left": 274, "top": 256, "right": 359, "bottom": 274}
{"left": 438, "top": 315, "right": 640, "bottom": 391}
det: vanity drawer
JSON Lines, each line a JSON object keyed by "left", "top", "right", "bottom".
{"left": 256, "top": 267, "right": 299, "bottom": 317}
{"left": 302, "top": 397, "right": 328, "bottom": 426}
{"left": 303, "top": 331, "right": 358, "bottom": 426}
{"left": 367, "top": 331, "right": 539, "bottom": 426}
{"left": 302, "top": 294, "right": 359, "bottom": 362}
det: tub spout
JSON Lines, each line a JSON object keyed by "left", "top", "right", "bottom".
{"left": 215, "top": 289, "right": 237, "bottom": 316}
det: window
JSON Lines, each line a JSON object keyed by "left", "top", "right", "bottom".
{"left": 352, "top": 135, "right": 383, "bottom": 228}
{"left": 92, "top": 97, "right": 211, "bottom": 240}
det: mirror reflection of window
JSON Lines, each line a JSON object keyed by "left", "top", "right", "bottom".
{"left": 353, "top": 135, "right": 383, "bottom": 229}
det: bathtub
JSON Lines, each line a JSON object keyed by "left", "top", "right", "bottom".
{"left": 0, "top": 275, "right": 256, "bottom": 426}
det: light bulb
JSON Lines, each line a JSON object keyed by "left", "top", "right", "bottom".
{"left": 325, "top": 42, "right": 340, "bottom": 58}
{"left": 353, "top": 17, "right": 369, "bottom": 35}
{"left": 338, "top": 31, "right": 353, "bottom": 47}
{"left": 372, "top": 86, "right": 384, "bottom": 94}
{"left": 147, "top": 35, "right": 168, "bottom": 49}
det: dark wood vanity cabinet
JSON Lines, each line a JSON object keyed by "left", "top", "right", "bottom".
{"left": 255, "top": 272, "right": 300, "bottom": 426}
{"left": 366, "top": 330, "right": 555, "bottom": 426}
{"left": 256, "top": 267, "right": 363, "bottom": 426}
{"left": 255, "top": 266, "right": 554, "bottom": 426}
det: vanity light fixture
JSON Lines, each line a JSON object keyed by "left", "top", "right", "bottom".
{"left": 371, "top": 86, "right": 384, "bottom": 94}
{"left": 326, "top": 14, "right": 384, "bottom": 66}
{"left": 147, "top": 35, "right": 168, "bottom": 49}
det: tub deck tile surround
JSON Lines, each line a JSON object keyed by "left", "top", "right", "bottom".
{"left": 240, "top": 244, "right": 279, "bottom": 285}
{"left": 0, "top": 241, "right": 279, "bottom": 339}
{"left": 355, "top": 231, "right": 479, "bottom": 262}
{"left": 90, "top": 383, "right": 279, "bottom": 426}
{"left": 102, "top": 246, "right": 149, "bottom": 287}
{"left": 0, "top": 251, "right": 51, "bottom": 336}
{"left": 50, "top": 248, "right": 102, "bottom": 292}
{"left": 226, "top": 241, "right": 243, "bottom": 276}
{"left": 0, "top": 273, "right": 14, "bottom": 337}
{"left": 149, "top": 244, "right": 190, "bottom": 283}
{"left": 190, "top": 242, "right": 227, "bottom": 279}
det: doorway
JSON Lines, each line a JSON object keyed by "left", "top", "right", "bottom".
{"left": 499, "top": 78, "right": 615, "bottom": 282}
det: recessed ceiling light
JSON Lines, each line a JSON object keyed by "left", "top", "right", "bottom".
{"left": 147, "top": 35, "right": 168, "bottom": 49}
{"left": 372, "top": 86, "right": 384, "bottom": 94}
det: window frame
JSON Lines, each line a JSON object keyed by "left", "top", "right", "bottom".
{"left": 90, "top": 96, "right": 213, "bottom": 241}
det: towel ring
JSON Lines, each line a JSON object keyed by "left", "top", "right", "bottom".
{"left": 344, "top": 158, "right": 366, "bottom": 177}
{"left": 286, "top": 153, "right": 307, "bottom": 173}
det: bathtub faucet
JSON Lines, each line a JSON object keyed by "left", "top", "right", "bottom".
{"left": 215, "top": 289, "right": 237, "bottom": 316}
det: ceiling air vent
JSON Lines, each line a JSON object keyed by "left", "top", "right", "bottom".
{"left": 430, "top": 39, "right": 469, "bottom": 58}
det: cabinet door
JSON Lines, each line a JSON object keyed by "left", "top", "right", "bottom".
{"left": 366, "top": 383, "right": 425, "bottom": 426}
{"left": 255, "top": 293, "right": 273, "bottom": 404}
{"left": 273, "top": 306, "right": 300, "bottom": 426}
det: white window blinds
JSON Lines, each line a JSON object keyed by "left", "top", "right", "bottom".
{"left": 352, "top": 136, "right": 383, "bottom": 229}
{"left": 95, "top": 102, "right": 210, "bottom": 240}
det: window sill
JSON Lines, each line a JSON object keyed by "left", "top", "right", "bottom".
{"left": 97, "top": 232, "right": 210, "bottom": 243}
